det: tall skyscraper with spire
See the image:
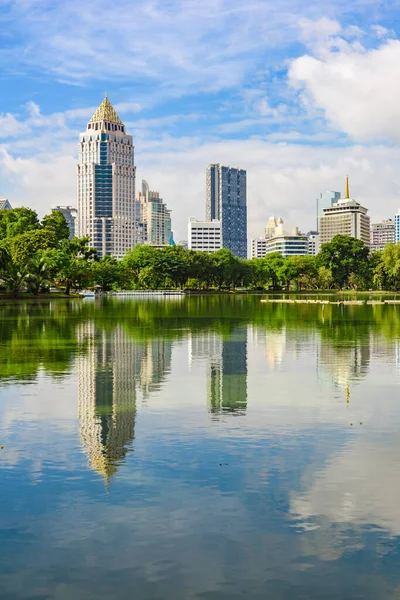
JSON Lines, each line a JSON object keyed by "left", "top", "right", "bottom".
{"left": 77, "top": 96, "right": 137, "bottom": 258}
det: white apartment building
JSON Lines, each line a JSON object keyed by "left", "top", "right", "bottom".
{"left": 307, "top": 231, "right": 319, "bottom": 256}
{"left": 251, "top": 237, "right": 269, "bottom": 258}
{"left": 77, "top": 96, "right": 137, "bottom": 259}
{"left": 370, "top": 219, "right": 395, "bottom": 251}
{"left": 188, "top": 218, "right": 222, "bottom": 252}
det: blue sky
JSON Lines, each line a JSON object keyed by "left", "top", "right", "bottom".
{"left": 1, "top": 0, "right": 400, "bottom": 240}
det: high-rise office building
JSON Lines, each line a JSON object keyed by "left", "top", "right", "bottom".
{"left": 319, "top": 178, "right": 370, "bottom": 247}
{"left": 317, "top": 191, "right": 341, "bottom": 231}
{"left": 77, "top": 96, "right": 137, "bottom": 259}
{"left": 370, "top": 219, "right": 395, "bottom": 251}
{"left": 206, "top": 164, "right": 247, "bottom": 259}
{"left": 138, "top": 180, "right": 172, "bottom": 246}
{"left": 52, "top": 205, "right": 77, "bottom": 240}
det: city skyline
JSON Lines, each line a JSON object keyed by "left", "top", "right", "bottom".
{"left": 2, "top": 2, "right": 400, "bottom": 242}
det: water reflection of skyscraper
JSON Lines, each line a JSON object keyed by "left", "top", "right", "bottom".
{"left": 189, "top": 327, "right": 248, "bottom": 415}
{"left": 77, "top": 324, "right": 172, "bottom": 483}
{"left": 318, "top": 340, "right": 370, "bottom": 390}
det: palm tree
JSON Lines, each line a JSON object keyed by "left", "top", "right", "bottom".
{"left": 0, "top": 258, "right": 29, "bottom": 297}
{"left": 25, "top": 255, "right": 53, "bottom": 295}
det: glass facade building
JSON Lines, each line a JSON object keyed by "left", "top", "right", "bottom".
{"left": 206, "top": 164, "right": 247, "bottom": 259}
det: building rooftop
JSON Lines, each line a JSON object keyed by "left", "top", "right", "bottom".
{"left": 89, "top": 97, "right": 122, "bottom": 124}
{"left": 0, "top": 198, "right": 12, "bottom": 210}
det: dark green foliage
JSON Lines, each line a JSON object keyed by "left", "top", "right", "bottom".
{"left": 317, "top": 235, "right": 370, "bottom": 289}
{"left": 42, "top": 210, "right": 71, "bottom": 241}
{"left": 0, "top": 207, "right": 40, "bottom": 239}
{"left": 8, "top": 229, "right": 58, "bottom": 264}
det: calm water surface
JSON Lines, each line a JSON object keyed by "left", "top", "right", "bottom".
{"left": 1, "top": 296, "right": 400, "bottom": 599}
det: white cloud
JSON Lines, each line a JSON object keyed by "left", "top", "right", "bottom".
{"left": 289, "top": 31, "right": 400, "bottom": 141}
{"left": 0, "top": 113, "right": 26, "bottom": 138}
{"left": 291, "top": 438, "right": 400, "bottom": 537}
{"left": 0, "top": 0, "right": 381, "bottom": 95}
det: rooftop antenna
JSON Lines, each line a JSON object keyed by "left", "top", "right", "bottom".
{"left": 345, "top": 175, "right": 349, "bottom": 199}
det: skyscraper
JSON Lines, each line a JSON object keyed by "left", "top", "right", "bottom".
{"left": 77, "top": 96, "right": 137, "bottom": 259}
{"left": 206, "top": 164, "right": 247, "bottom": 259}
{"left": 138, "top": 180, "right": 172, "bottom": 246}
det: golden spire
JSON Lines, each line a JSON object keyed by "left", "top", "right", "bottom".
{"left": 345, "top": 176, "right": 349, "bottom": 199}
{"left": 89, "top": 97, "right": 122, "bottom": 124}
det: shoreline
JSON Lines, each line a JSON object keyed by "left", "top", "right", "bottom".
{"left": 1, "top": 289, "right": 400, "bottom": 302}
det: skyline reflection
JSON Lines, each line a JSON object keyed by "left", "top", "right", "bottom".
{"left": 1, "top": 299, "right": 400, "bottom": 599}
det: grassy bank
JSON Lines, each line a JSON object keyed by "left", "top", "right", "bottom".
{"left": 0, "top": 292, "right": 81, "bottom": 301}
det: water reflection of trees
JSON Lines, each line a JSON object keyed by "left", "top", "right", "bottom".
{"left": 1, "top": 297, "right": 400, "bottom": 385}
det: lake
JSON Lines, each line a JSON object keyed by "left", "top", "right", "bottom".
{"left": 1, "top": 295, "right": 400, "bottom": 599}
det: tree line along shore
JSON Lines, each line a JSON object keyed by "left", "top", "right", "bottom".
{"left": 1, "top": 207, "right": 400, "bottom": 297}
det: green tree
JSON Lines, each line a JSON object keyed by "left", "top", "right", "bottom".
{"left": 0, "top": 251, "right": 29, "bottom": 297}
{"left": 261, "top": 253, "right": 286, "bottom": 289}
{"left": 318, "top": 235, "right": 369, "bottom": 289}
{"left": 91, "top": 256, "right": 121, "bottom": 291}
{"left": 186, "top": 251, "right": 214, "bottom": 289}
{"left": 8, "top": 229, "right": 58, "bottom": 264}
{"left": 162, "top": 246, "right": 189, "bottom": 288}
{"left": 372, "top": 243, "right": 400, "bottom": 290}
{"left": 122, "top": 245, "right": 161, "bottom": 285}
{"left": 211, "top": 249, "right": 237, "bottom": 289}
{"left": 286, "top": 255, "right": 318, "bottom": 290}
{"left": 47, "top": 237, "right": 97, "bottom": 295}
{"left": 0, "top": 207, "right": 40, "bottom": 240}
{"left": 42, "top": 210, "right": 70, "bottom": 241}
{"left": 25, "top": 254, "right": 54, "bottom": 295}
